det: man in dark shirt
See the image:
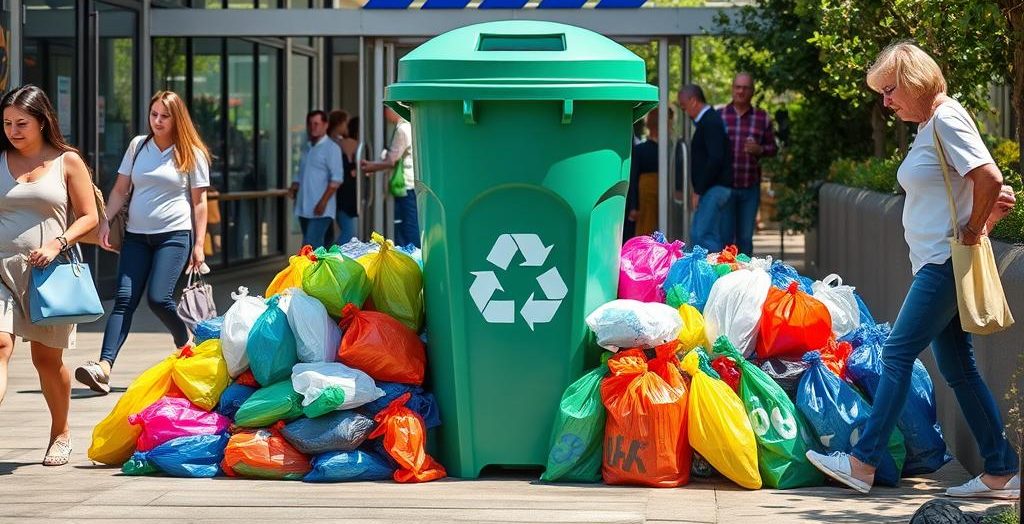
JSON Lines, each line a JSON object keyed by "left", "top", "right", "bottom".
{"left": 678, "top": 84, "right": 733, "bottom": 252}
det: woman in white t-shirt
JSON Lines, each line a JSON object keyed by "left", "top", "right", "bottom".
{"left": 74, "top": 91, "right": 211, "bottom": 394}
{"left": 806, "top": 42, "right": 1019, "bottom": 499}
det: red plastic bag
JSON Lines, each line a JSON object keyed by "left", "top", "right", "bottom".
{"left": 756, "top": 282, "right": 832, "bottom": 360}
{"left": 618, "top": 232, "right": 684, "bottom": 303}
{"left": 337, "top": 304, "right": 426, "bottom": 385}
{"left": 368, "top": 392, "right": 446, "bottom": 483}
{"left": 235, "top": 369, "right": 259, "bottom": 388}
{"left": 819, "top": 337, "right": 853, "bottom": 381}
{"left": 222, "top": 421, "right": 311, "bottom": 480}
{"left": 600, "top": 346, "right": 690, "bottom": 487}
{"left": 711, "top": 356, "right": 741, "bottom": 394}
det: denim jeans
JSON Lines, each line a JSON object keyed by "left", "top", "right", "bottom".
{"left": 336, "top": 209, "right": 358, "bottom": 245}
{"left": 691, "top": 185, "right": 735, "bottom": 253}
{"left": 394, "top": 189, "right": 420, "bottom": 248}
{"left": 851, "top": 259, "right": 1019, "bottom": 476}
{"left": 299, "top": 216, "right": 335, "bottom": 249}
{"left": 100, "top": 231, "right": 192, "bottom": 367}
{"left": 731, "top": 185, "right": 760, "bottom": 255}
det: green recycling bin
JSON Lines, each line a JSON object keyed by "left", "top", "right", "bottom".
{"left": 386, "top": 20, "right": 657, "bottom": 478}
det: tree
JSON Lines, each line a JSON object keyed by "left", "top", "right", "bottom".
{"left": 999, "top": 0, "right": 1024, "bottom": 171}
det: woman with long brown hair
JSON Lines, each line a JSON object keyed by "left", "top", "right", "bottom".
{"left": 74, "top": 90, "right": 210, "bottom": 395}
{"left": 0, "top": 85, "right": 99, "bottom": 465}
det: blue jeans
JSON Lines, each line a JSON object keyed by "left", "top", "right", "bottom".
{"left": 336, "top": 209, "right": 358, "bottom": 245}
{"left": 299, "top": 216, "right": 334, "bottom": 249}
{"left": 731, "top": 185, "right": 760, "bottom": 256}
{"left": 394, "top": 189, "right": 420, "bottom": 248}
{"left": 851, "top": 260, "right": 1019, "bottom": 476}
{"left": 691, "top": 185, "right": 734, "bottom": 253}
{"left": 100, "top": 231, "right": 192, "bottom": 367}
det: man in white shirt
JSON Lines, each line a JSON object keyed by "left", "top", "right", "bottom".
{"left": 290, "top": 110, "right": 344, "bottom": 248}
{"left": 361, "top": 106, "right": 420, "bottom": 247}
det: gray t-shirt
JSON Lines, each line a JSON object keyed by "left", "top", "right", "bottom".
{"left": 120, "top": 135, "right": 211, "bottom": 235}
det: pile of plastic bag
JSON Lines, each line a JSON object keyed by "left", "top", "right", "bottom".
{"left": 542, "top": 232, "right": 951, "bottom": 489}
{"left": 90, "top": 233, "right": 446, "bottom": 484}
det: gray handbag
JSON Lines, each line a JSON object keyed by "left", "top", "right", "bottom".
{"left": 177, "top": 272, "right": 217, "bottom": 332}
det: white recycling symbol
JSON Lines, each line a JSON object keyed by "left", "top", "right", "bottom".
{"left": 469, "top": 233, "right": 567, "bottom": 331}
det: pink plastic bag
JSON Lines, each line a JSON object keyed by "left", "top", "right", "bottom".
{"left": 619, "top": 232, "right": 685, "bottom": 303}
{"left": 128, "top": 396, "right": 231, "bottom": 452}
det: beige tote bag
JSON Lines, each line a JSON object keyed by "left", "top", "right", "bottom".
{"left": 933, "top": 125, "right": 1014, "bottom": 335}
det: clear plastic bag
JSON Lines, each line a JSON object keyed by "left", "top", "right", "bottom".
{"left": 285, "top": 288, "right": 342, "bottom": 364}
{"left": 220, "top": 287, "right": 268, "bottom": 378}
{"left": 291, "top": 362, "right": 385, "bottom": 417}
{"left": 585, "top": 299, "right": 682, "bottom": 352}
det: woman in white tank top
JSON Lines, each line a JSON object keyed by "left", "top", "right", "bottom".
{"left": 0, "top": 85, "right": 100, "bottom": 466}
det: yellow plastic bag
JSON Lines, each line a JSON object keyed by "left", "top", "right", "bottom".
{"left": 266, "top": 246, "right": 316, "bottom": 298}
{"left": 676, "top": 304, "right": 708, "bottom": 354}
{"left": 357, "top": 232, "right": 424, "bottom": 332}
{"left": 680, "top": 349, "right": 762, "bottom": 489}
{"left": 172, "top": 340, "right": 230, "bottom": 410}
{"left": 88, "top": 353, "right": 177, "bottom": 465}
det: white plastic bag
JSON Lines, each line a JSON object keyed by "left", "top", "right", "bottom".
{"left": 221, "top": 287, "right": 268, "bottom": 378}
{"left": 291, "top": 362, "right": 384, "bottom": 411}
{"left": 584, "top": 299, "right": 682, "bottom": 352}
{"left": 284, "top": 288, "right": 342, "bottom": 363}
{"left": 703, "top": 269, "right": 772, "bottom": 357}
{"left": 811, "top": 274, "right": 861, "bottom": 338}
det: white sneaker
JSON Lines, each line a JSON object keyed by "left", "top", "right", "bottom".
{"left": 945, "top": 474, "right": 1020, "bottom": 500}
{"left": 805, "top": 450, "right": 872, "bottom": 494}
{"left": 74, "top": 361, "right": 110, "bottom": 394}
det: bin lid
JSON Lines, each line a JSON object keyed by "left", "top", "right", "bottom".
{"left": 386, "top": 21, "right": 657, "bottom": 111}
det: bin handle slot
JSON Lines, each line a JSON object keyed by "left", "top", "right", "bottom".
{"left": 463, "top": 100, "right": 477, "bottom": 124}
{"left": 477, "top": 33, "right": 566, "bottom": 52}
{"left": 561, "top": 100, "right": 573, "bottom": 125}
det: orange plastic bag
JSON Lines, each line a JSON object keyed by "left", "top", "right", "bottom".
{"left": 819, "top": 337, "right": 853, "bottom": 381}
{"left": 235, "top": 369, "right": 259, "bottom": 388}
{"left": 756, "top": 282, "right": 832, "bottom": 360}
{"left": 222, "top": 422, "right": 311, "bottom": 480}
{"left": 265, "top": 246, "right": 315, "bottom": 298}
{"left": 367, "top": 392, "right": 446, "bottom": 483}
{"left": 600, "top": 346, "right": 690, "bottom": 488}
{"left": 337, "top": 304, "right": 426, "bottom": 385}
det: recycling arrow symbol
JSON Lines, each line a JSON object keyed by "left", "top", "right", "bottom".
{"left": 469, "top": 233, "right": 567, "bottom": 330}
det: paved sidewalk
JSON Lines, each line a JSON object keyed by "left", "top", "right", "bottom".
{"left": 0, "top": 247, "right": 1016, "bottom": 523}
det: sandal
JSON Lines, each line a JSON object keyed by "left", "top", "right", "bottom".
{"left": 42, "top": 433, "right": 72, "bottom": 466}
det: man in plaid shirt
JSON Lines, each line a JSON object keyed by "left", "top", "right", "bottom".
{"left": 719, "top": 72, "right": 777, "bottom": 256}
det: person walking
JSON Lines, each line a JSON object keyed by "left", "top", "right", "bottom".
{"left": 0, "top": 85, "right": 99, "bottom": 465}
{"left": 625, "top": 109, "right": 664, "bottom": 240}
{"left": 678, "top": 84, "right": 733, "bottom": 252}
{"left": 289, "top": 109, "right": 343, "bottom": 249}
{"left": 328, "top": 110, "right": 361, "bottom": 244}
{"left": 719, "top": 72, "right": 777, "bottom": 256}
{"left": 361, "top": 106, "right": 419, "bottom": 248}
{"left": 806, "top": 42, "right": 1019, "bottom": 499}
{"left": 74, "top": 90, "right": 210, "bottom": 395}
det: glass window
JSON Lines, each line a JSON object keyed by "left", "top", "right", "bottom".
{"left": 227, "top": 0, "right": 255, "bottom": 8}
{"left": 258, "top": 45, "right": 280, "bottom": 190}
{"left": 23, "top": 0, "right": 77, "bottom": 144}
{"left": 97, "top": 2, "right": 137, "bottom": 190}
{"left": 153, "top": 38, "right": 187, "bottom": 93}
{"left": 257, "top": 0, "right": 280, "bottom": 7}
{"left": 193, "top": 0, "right": 224, "bottom": 8}
{"left": 289, "top": 53, "right": 311, "bottom": 185}
{"left": 0, "top": 5, "right": 10, "bottom": 92}
{"left": 193, "top": 38, "right": 224, "bottom": 190}
{"left": 227, "top": 39, "right": 255, "bottom": 191}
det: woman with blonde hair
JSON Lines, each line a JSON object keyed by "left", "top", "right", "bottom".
{"left": 0, "top": 84, "right": 99, "bottom": 465}
{"left": 806, "top": 42, "right": 1019, "bottom": 499}
{"left": 75, "top": 91, "right": 211, "bottom": 394}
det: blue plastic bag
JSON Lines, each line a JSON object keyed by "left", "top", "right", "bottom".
{"left": 768, "top": 260, "right": 812, "bottom": 294}
{"left": 360, "top": 382, "right": 441, "bottom": 429}
{"left": 215, "top": 382, "right": 258, "bottom": 419}
{"left": 845, "top": 323, "right": 951, "bottom": 476}
{"left": 194, "top": 316, "right": 224, "bottom": 345}
{"left": 304, "top": 450, "right": 394, "bottom": 482}
{"left": 132, "top": 433, "right": 229, "bottom": 478}
{"left": 246, "top": 295, "right": 298, "bottom": 386}
{"left": 281, "top": 411, "right": 376, "bottom": 455}
{"left": 662, "top": 246, "right": 719, "bottom": 311}
{"left": 796, "top": 351, "right": 905, "bottom": 486}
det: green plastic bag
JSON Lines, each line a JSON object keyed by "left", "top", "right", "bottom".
{"left": 713, "top": 336, "right": 824, "bottom": 489}
{"left": 246, "top": 295, "right": 297, "bottom": 387}
{"left": 301, "top": 245, "right": 371, "bottom": 318}
{"left": 302, "top": 387, "right": 346, "bottom": 419}
{"left": 234, "top": 381, "right": 304, "bottom": 428}
{"left": 540, "top": 363, "right": 607, "bottom": 483}
{"left": 357, "top": 232, "right": 424, "bottom": 332}
{"left": 122, "top": 453, "right": 159, "bottom": 476}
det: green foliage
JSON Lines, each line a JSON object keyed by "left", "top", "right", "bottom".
{"left": 828, "top": 155, "right": 902, "bottom": 195}
{"left": 981, "top": 509, "right": 1020, "bottom": 524}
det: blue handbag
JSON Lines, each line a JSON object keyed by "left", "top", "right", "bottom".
{"left": 30, "top": 246, "right": 104, "bottom": 326}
